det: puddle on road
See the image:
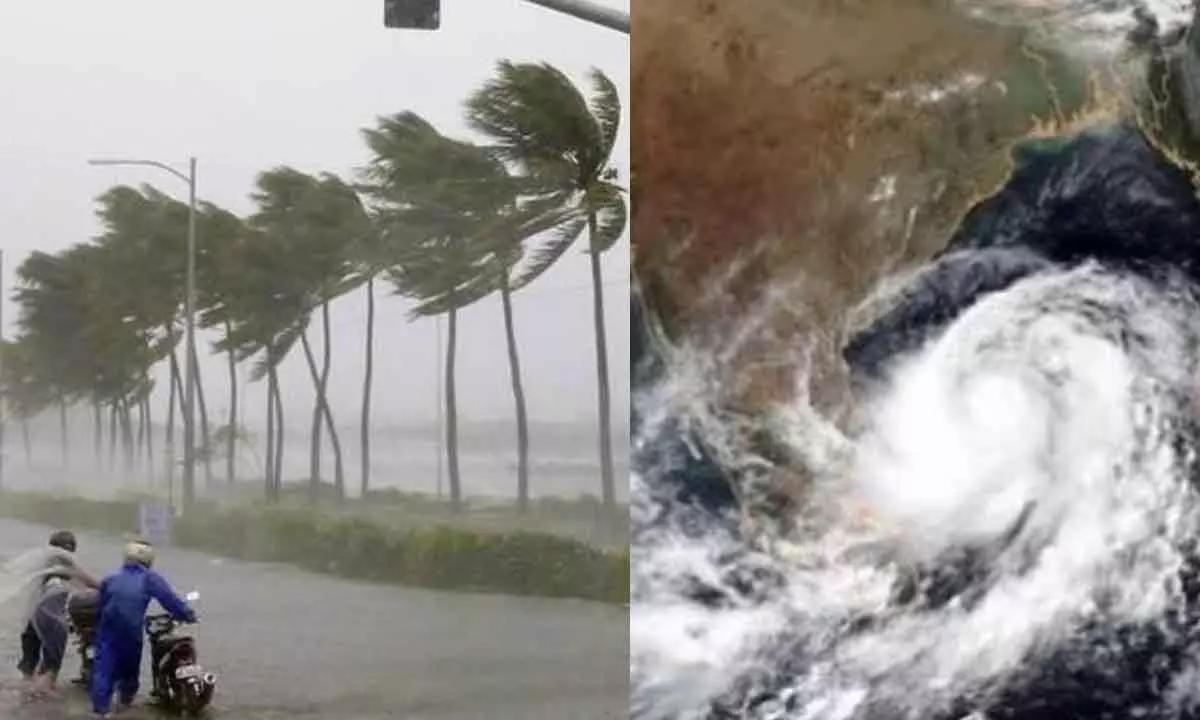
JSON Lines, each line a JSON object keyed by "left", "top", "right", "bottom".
{"left": 0, "top": 678, "right": 408, "bottom": 720}
{"left": 0, "top": 680, "right": 116, "bottom": 719}
{"left": 0, "top": 678, "right": 185, "bottom": 719}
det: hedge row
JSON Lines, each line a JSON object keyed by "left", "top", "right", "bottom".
{"left": 0, "top": 492, "right": 629, "bottom": 604}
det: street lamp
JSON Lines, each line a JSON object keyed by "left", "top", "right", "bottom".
{"left": 87, "top": 157, "right": 198, "bottom": 512}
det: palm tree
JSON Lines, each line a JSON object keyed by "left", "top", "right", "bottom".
{"left": 14, "top": 248, "right": 98, "bottom": 467}
{"left": 248, "top": 167, "right": 359, "bottom": 502}
{"left": 465, "top": 61, "right": 629, "bottom": 508}
{"left": 496, "top": 246, "right": 530, "bottom": 512}
{"left": 139, "top": 187, "right": 218, "bottom": 489}
{"left": 214, "top": 226, "right": 306, "bottom": 501}
{"left": 245, "top": 168, "right": 322, "bottom": 498}
{"left": 0, "top": 340, "right": 51, "bottom": 467}
{"left": 343, "top": 214, "right": 393, "bottom": 497}
{"left": 92, "top": 184, "right": 203, "bottom": 488}
{"left": 195, "top": 201, "right": 250, "bottom": 487}
{"left": 299, "top": 172, "right": 368, "bottom": 501}
{"left": 75, "top": 242, "right": 158, "bottom": 479}
{"left": 467, "top": 195, "right": 573, "bottom": 513}
{"left": 360, "top": 111, "right": 515, "bottom": 511}
{"left": 478, "top": 184, "right": 587, "bottom": 513}
{"left": 14, "top": 241, "right": 160, "bottom": 476}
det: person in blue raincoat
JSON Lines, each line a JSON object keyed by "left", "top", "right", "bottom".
{"left": 90, "top": 537, "right": 196, "bottom": 719}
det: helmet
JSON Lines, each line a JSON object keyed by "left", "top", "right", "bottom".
{"left": 49, "top": 530, "right": 77, "bottom": 553}
{"left": 123, "top": 539, "right": 155, "bottom": 567}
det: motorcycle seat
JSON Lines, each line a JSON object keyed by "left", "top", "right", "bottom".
{"left": 155, "top": 635, "right": 193, "bottom": 652}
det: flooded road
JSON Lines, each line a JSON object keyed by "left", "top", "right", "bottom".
{"left": 0, "top": 520, "right": 629, "bottom": 719}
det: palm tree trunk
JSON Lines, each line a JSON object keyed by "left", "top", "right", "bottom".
{"left": 136, "top": 396, "right": 146, "bottom": 473}
{"left": 300, "top": 317, "right": 346, "bottom": 503}
{"left": 301, "top": 332, "right": 323, "bottom": 504}
{"left": 225, "top": 322, "right": 238, "bottom": 486}
{"left": 587, "top": 214, "right": 616, "bottom": 508}
{"left": 499, "top": 273, "right": 531, "bottom": 513}
{"left": 144, "top": 395, "right": 155, "bottom": 481}
{"left": 108, "top": 403, "right": 118, "bottom": 472}
{"left": 265, "top": 360, "right": 277, "bottom": 502}
{"left": 360, "top": 277, "right": 375, "bottom": 498}
{"left": 272, "top": 364, "right": 285, "bottom": 497}
{"left": 319, "top": 301, "right": 344, "bottom": 499}
{"left": 21, "top": 417, "right": 31, "bottom": 467}
{"left": 58, "top": 398, "right": 69, "bottom": 469}
{"left": 119, "top": 402, "right": 126, "bottom": 472}
{"left": 93, "top": 401, "right": 102, "bottom": 463}
{"left": 446, "top": 308, "right": 462, "bottom": 511}
{"left": 167, "top": 345, "right": 181, "bottom": 490}
{"left": 190, "top": 340, "right": 214, "bottom": 488}
{"left": 120, "top": 399, "right": 135, "bottom": 475}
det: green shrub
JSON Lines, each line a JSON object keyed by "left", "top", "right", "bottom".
{"left": 0, "top": 491, "right": 628, "bottom": 604}
{"left": 0, "top": 491, "right": 140, "bottom": 536}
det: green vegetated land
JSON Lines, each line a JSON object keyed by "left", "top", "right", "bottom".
{"left": 0, "top": 490, "right": 629, "bottom": 605}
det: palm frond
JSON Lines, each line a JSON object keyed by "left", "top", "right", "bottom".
{"left": 407, "top": 268, "right": 501, "bottom": 317}
{"left": 513, "top": 214, "right": 587, "bottom": 289}
{"left": 588, "top": 68, "right": 622, "bottom": 175}
{"left": 464, "top": 61, "right": 600, "bottom": 178}
{"left": 588, "top": 184, "right": 628, "bottom": 254}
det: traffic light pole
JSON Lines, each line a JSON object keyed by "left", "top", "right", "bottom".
{"left": 386, "top": 0, "right": 628, "bottom": 34}
{"left": 520, "top": 0, "right": 628, "bottom": 33}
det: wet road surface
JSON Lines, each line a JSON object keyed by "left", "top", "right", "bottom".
{"left": 0, "top": 520, "right": 628, "bottom": 719}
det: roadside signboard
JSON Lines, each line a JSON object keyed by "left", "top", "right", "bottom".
{"left": 139, "top": 501, "right": 172, "bottom": 547}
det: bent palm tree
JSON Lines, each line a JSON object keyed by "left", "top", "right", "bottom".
{"left": 465, "top": 61, "right": 629, "bottom": 508}
{"left": 195, "top": 201, "right": 250, "bottom": 487}
{"left": 343, "top": 214, "right": 393, "bottom": 497}
{"left": 214, "top": 224, "right": 307, "bottom": 501}
{"left": 360, "top": 111, "right": 514, "bottom": 511}
{"left": 249, "top": 167, "right": 358, "bottom": 502}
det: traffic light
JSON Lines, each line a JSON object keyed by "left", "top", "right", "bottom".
{"left": 384, "top": 0, "right": 441, "bottom": 30}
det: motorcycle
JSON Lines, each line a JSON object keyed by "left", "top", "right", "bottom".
{"left": 68, "top": 589, "right": 216, "bottom": 716}
{"left": 146, "top": 591, "right": 217, "bottom": 716}
{"left": 66, "top": 587, "right": 99, "bottom": 689}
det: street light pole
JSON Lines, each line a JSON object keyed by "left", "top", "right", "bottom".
{"left": 87, "top": 156, "right": 199, "bottom": 513}
{"left": 520, "top": 0, "right": 628, "bottom": 33}
{"left": 184, "top": 157, "right": 198, "bottom": 511}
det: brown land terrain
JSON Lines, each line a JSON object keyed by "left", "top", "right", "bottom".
{"left": 632, "top": 0, "right": 1089, "bottom": 417}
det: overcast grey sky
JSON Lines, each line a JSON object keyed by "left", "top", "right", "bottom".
{"left": 0, "top": 0, "right": 630, "bottom": 434}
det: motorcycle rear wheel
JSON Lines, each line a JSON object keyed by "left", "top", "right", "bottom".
{"left": 158, "top": 679, "right": 211, "bottom": 717}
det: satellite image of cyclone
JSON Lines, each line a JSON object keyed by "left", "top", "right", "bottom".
{"left": 632, "top": 3, "right": 1200, "bottom": 720}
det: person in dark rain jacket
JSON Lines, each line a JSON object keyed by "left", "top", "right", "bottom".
{"left": 19, "top": 529, "right": 99, "bottom": 697}
{"left": 90, "top": 537, "right": 196, "bottom": 719}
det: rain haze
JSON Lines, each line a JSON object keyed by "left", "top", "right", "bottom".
{"left": 0, "top": 3, "right": 629, "bottom": 719}
{"left": 0, "top": 0, "right": 631, "bottom": 501}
